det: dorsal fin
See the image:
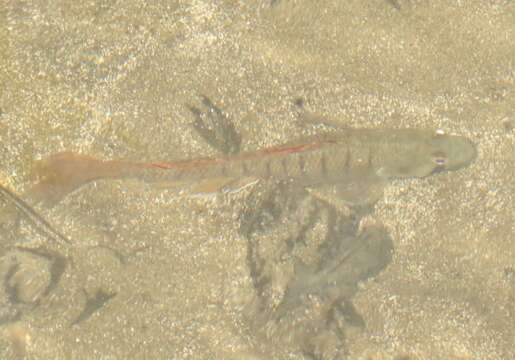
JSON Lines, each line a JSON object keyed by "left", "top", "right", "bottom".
{"left": 293, "top": 98, "right": 348, "bottom": 130}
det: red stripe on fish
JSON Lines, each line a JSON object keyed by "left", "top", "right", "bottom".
{"left": 145, "top": 140, "right": 331, "bottom": 170}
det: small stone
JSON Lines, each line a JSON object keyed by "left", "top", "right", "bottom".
{"left": 3, "top": 250, "right": 52, "bottom": 304}
{"left": 3, "top": 322, "right": 32, "bottom": 357}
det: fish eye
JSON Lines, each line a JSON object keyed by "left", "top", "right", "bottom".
{"left": 432, "top": 151, "right": 447, "bottom": 166}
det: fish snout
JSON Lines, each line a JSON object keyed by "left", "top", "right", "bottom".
{"left": 438, "top": 136, "right": 477, "bottom": 171}
{"left": 449, "top": 137, "right": 477, "bottom": 170}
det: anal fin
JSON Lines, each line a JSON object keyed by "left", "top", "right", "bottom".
{"left": 189, "top": 177, "right": 237, "bottom": 193}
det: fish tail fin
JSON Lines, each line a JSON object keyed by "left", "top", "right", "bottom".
{"left": 28, "top": 152, "right": 127, "bottom": 206}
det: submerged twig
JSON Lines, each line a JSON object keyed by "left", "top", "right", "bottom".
{"left": 0, "top": 184, "right": 72, "bottom": 246}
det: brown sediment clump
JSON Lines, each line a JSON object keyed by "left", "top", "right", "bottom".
{"left": 3, "top": 322, "right": 32, "bottom": 358}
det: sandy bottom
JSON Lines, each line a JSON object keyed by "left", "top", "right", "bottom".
{"left": 0, "top": 1, "right": 514, "bottom": 359}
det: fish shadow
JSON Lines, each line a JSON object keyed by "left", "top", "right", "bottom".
{"left": 239, "top": 183, "right": 392, "bottom": 359}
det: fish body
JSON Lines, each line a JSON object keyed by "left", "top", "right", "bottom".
{"left": 125, "top": 128, "right": 476, "bottom": 185}
{"left": 30, "top": 128, "right": 476, "bottom": 205}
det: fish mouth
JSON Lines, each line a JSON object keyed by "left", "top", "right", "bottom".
{"left": 446, "top": 137, "right": 477, "bottom": 170}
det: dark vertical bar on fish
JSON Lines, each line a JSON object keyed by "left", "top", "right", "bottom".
{"left": 298, "top": 153, "right": 306, "bottom": 174}
{"left": 343, "top": 148, "right": 351, "bottom": 172}
{"left": 320, "top": 152, "right": 328, "bottom": 179}
{"left": 281, "top": 157, "right": 289, "bottom": 178}
{"left": 265, "top": 159, "right": 272, "bottom": 178}
{"left": 241, "top": 160, "right": 249, "bottom": 175}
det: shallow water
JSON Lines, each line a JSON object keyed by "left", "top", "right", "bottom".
{"left": 1, "top": 1, "right": 514, "bottom": 359}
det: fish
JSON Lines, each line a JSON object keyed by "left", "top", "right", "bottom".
{"left": 26, "top": 104, "right": 476, "bottom": 207}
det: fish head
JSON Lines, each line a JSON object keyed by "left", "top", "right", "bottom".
{"left": 377, "top": 130, "right": 477, "bottom": 178}
{"left": 426, "top": 130, "right": 477, "bottom": 173}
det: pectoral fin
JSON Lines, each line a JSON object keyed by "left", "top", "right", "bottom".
{"left": 294, "top": 98, "right": 348, "bottom": 130}
{"left": 190, "top": 177, "right": 237, "bottom": 193}
{"left": 188, "top": 96, "right": 241, "bottom": 156}
{"left": 189, "top": 176, "right": 260, "bottom": 194}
